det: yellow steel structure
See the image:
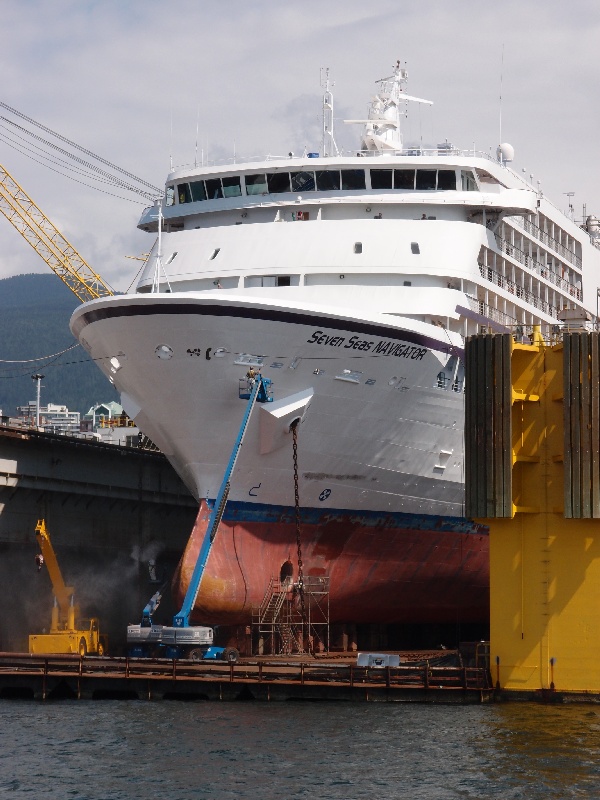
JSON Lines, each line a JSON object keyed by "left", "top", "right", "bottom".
{"left": 0, "top": 162, "right": 113, "bottom": 303}
{"left": 29, "top": 519, "right": 107, "bottom": 656}
{"left": 466, "top": 330, "right": 600, "bottom": 697}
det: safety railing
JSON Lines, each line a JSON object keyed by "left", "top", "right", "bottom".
{"left": 494, "top": 235, "right": 582, "bottom": 300}
{"left": 478, "top": 264, "right": 559, "bottom": 319}
{"left": 510, "top": 216, "right": 582, "bottom": 269}
{"left": 0, "top": 652, "right": 494, "bottom": 700}
{"left": 465, "top": 295, "right": 517, "bottom": 328}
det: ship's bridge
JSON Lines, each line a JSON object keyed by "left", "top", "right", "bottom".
{"left": 138, "top": 154, "right": 534, "bottom": 232}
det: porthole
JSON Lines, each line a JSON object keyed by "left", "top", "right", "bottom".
{"left": 155, "top": 344, "right": 174, "bottom": 360}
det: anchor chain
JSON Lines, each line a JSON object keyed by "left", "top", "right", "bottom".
{"left": 291, "top": 419, "right": 312, "bottom": 654}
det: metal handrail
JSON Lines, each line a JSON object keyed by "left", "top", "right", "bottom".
{"left": 494, "top": 235, "right": 582, "bottom": 300}
{"left": 478, "top": 263, "right": 559, "bottom": 319}
{"left": 465, "top": 295, "right": 517, "bottom": 327}
{"left": 510, "top": 216, "right": 582, "bottom": 269}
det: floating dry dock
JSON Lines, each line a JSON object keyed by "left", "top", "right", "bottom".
{"left": 0, "top": 652, "right": 492, "bottom": 703}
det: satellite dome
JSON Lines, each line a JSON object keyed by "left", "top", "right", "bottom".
{"left": 496, "top": 143, "right": 515, "bottom": 163}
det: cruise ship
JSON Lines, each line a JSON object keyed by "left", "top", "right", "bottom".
{"left": 70, "top": 62, "right": 600, "bottom": 642}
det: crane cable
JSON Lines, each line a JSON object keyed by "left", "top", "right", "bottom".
{"left": 0, "top": 101, "right": 161, "bottom": 195}
{"left": 291, "top": 419, "right": 313, "bottom": 655}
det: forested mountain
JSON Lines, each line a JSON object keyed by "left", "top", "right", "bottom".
{"left": 0, "top": 274, "right": 118, "bottom": 416}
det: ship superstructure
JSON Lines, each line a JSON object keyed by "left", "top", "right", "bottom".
{"left": 71, "top": 63, "right": 600, "bottom": 636}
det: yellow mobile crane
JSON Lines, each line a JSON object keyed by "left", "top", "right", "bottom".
{"left": 0, "top": 162, "right": 114, "bottom": 303}
{"left": 29, "top": 519, "right": 108, "bottom": 656}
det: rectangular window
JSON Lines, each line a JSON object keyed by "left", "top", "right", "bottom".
{"left": 165, "top": 186, "right": 175, "bottom": 206}
{"left": 411, "top": 242, "right": 420, "bottom": 254}
{"left": 370, "top": 169, "right": 393, "bottom": 189}
{"left": 291, "top": 171, "right": 315, "bottom": 192}
{"left": 415, "top": 170, "right": 437, "bottom": 190}
{"left": 205, "top": 178, "right": 223, "bottom": 200}
{"left": 394, "top": 169, "right": 416, "bottom": 189}
{"left": 222, "top": 176, "right": 242, "bottom": 198}
{"left": 267, "top": 172, "right": 291, "bottom": 194}
{"left": 461, "top": 170, "right": 478, "bottom": 191}
{"left": 341, "top": 169, "right": 366, "bottom": 190}
{"left": 276, "top": 276, "right": 291, "bottom": 286}
{"left": 437, "top": 170, "right": 457, "bottom": 190}
{"left": 190, "top": 180, "right": 207, "bottom": 202}
{"left": 316, "top": 170, "right": 340, "bottom": 191}
{"left": 177, "top": 183, "right": 191, "bottom": 204}
{"left": 245, "top": 174, "right": 268, "bottom": 195}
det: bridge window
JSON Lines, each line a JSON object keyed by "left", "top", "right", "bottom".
{"left": 245, "top": 173, "right": 268, "bottom": 195}
{"left": 415, "top": 169, "right": 437, "bottom": 190}
{"left": 395, "top": 169, "right": 416, "bottom": 189}
{"left": 177, "top": 183, "right": 191, "bottom": 204}
{"left": 205, "top": 178, "right": 223, "bottom": 200}
{"left": 371, "top": 169, "right": 393, "bottom": 189}
{"left": 341, "top": 169, "right": 366, "bottom": 190}
{"left": 291, "top": 171, "right": 315, "bottom": 192}
{"left": 316, "top": 170, "right": 340, "bottom": 191}
{"left": 222, "top": 176, "right": 242, "bottom": 198}
{"left": 267, "top": 172, "right": 291, "bottom": 193}
{"left": 190, "top": 180, "right": 207, "bottom": 202}
{"left": 437, "top": 170, "right": 457, "bottom": 190}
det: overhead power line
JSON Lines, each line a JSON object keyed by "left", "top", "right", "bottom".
{"left": 0, "top": 100, "right": 161, "bottom": 196}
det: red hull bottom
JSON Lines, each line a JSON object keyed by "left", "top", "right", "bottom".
{"left": 174, "top": 502, "right": 489, "bottom": 626}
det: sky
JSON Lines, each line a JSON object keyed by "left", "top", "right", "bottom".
{"left": 0, "top": 0, "right": 598, "bottom": 292}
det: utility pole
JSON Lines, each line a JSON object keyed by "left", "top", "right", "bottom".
{"left": 31, "top": 373, "right": 44, "bottom": 428}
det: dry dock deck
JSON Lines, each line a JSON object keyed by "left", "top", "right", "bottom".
{"left": 0, "top": 652, "right": 493, "bottom": 703}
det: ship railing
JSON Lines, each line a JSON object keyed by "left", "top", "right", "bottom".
{"left": 494, "top": 235, "right": 582, "bottom": 301}
{"left": 478, "top": 263, "right": 560, "bottom": 319}
{"left": 170, "top": 148, "right": 500, "bottom": 173}
{"left": 509, "top": 216, "right": 582, "bottom": 269}
{"left": 465, "top": 295, "right": 518, "bottom": 328}
{"left": 468, "top": 321, "right": 600, "bottom": 347}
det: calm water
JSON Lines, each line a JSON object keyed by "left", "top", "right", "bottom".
{"left": 0, "top": 701, "right": 599, "bottom": 799}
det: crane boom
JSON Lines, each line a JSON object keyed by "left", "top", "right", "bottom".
{"left": 35, "top": 519, "right": 74, "bottom": 619}
{"left": 0, "top": 162, "right": 114, "bottom": 303}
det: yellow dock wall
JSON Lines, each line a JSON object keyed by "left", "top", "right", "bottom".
{"left": 490, "top": 515, "right": 600, "bottom": 692}
{"left": 470, "top": 334, "right": 600, "bottom": 694}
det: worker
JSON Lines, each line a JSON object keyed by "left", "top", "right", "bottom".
{"left": 246, "top": 366, "right": 257, "bottom": 388}
{"left": 35, "top": 553, "right": 44, "bottom": 571}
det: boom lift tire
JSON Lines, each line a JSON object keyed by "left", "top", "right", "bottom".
{"left": 187, "top": 648, "right": 204, "bottom": 662}
{"left": 223, "top": 647, "right": 239, "bottom": 664}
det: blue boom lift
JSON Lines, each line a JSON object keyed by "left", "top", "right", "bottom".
{"left": 127, "top": 374, "right": 273, "bottom": 661}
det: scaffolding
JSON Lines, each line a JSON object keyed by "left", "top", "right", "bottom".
{"left": 252, "top": 576, "right": 330, "bottom": 656}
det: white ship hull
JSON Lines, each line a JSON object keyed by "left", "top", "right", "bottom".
{"left": 72, "top": 293, "right": 466, "bottom": 518}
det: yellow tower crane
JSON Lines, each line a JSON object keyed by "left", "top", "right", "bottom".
{"left": 0, "top": 162, "right": 114, "bottom": 303}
